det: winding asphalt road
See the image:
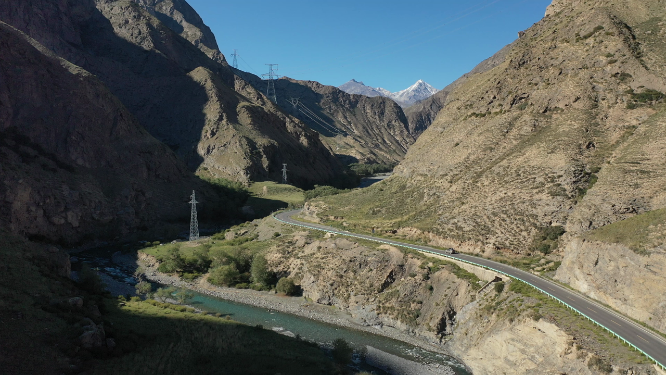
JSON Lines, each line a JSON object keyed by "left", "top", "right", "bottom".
{"left": 275, "top": 209, "right": 666, "bottom": 370}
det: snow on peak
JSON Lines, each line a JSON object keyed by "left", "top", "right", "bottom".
{"left": 338, "top": 79, "right": 438, "bottom": 107}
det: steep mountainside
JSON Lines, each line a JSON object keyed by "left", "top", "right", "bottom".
{"left": 308, "top": 0, "right": 666, "bottom": 332}
{"left": 0, "top": 0, "right": 345, "bottom": 187}
{"left": 236, "top": 70, "right": 415, "bottom": 164}
{"left": 0, "top": 21, "right": 220, "bottom": 245}
{"left": 405, "top": 43, "right": 516, "bottom": 135}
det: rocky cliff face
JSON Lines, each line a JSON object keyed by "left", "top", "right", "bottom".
{"left": 132, "top": 0, "right": 225, "bottom": 63}
{"left": 235, "top": 71, "right": 415, "bottom": 165}
{"left": 0, "top": 0, "right": 345, "bottom": 187}
{"left": 261, "top": 227, "right": 658, "bottom": 374}
{"left": 0, "top": 21, "right": 217, "bottom": 245}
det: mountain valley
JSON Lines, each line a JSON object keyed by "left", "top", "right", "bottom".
{"left": 2, "top": 0, "right": 666, "bottom": 374}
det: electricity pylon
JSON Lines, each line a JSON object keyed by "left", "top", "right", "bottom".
{"left": 231, "top": 49, "right": 238, "bottom": 69}
{"left": 189, "top": 190, "right": 199, "bottom": 241}
{"left": 262, "top": 64, "right": 278, "bottom": 103}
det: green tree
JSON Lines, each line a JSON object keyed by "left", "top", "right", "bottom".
{"left": 331, "top": 338, "right": 353, "bottom": 364}
{"left": 135, "top": 281, "right": 152, "bottom": 296}
{"left": 154, "top": 286, "right": 175, "bottom": 302}
{"left": 276, "top": 277, "right": 298, "bottom": 296}
{"left": 158, "top": 246, "right": 184, "bottom": 273}
{"left": 208, "top": 264, "right": 240, "bottom": 287}
{"left": 174, "top": 288, "right": 194, "bottom": 304}
{"left": 251, "top": 253, "right": 271, "bottom": 287}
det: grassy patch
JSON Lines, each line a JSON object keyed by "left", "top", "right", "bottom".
{"left": 92, "top": 299, "right": 335, "bottom": 374}
{"left": 246, "top": 182, "right": 304, "bottom": 218}
{"left": 583, "top": 208, "right": 666, "bottom": 255}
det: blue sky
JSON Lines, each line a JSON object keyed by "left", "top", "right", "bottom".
{"left": 188, "top": 0, "right": 552, "bottom": 92}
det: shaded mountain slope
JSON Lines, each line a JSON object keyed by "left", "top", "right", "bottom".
{"left": 235, "top": 70, "right": 415, "bottom": 164}
{"left": 0, "top": 21, "right": 222, "bottom": 245}
{"left": 0, "top": 0, "right": 345, "bottom": 187}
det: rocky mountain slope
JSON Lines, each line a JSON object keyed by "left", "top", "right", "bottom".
{"left": 0, "top": 20, "right": 219, "bottom": 245}
{"left": 307, "top": 0, "right": 666, "bottom": 333}
{"left": 404, "top": 43, "right": 516, "bottom": 135}
{"left": 235, "top": 70, "right": 415, "bottom": 164}
{"left": 339, "top": 79, "right": 439, "bottom": 108}
{"left": 0, "top": 0, "right": 346, "bottom": 188}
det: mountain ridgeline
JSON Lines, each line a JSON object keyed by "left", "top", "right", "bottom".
{"left": 338, "top": 79, "right": 439, "bottom": 108}
{"left": 234, "top": 70, "right": 416, "bottom": 165}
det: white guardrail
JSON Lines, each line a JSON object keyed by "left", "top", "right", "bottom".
{"left": 273, "top": 211, "right": 666, "bottom": 371}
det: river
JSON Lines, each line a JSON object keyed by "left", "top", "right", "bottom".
{"left": 74, "top": 248, "right": 471, "bottom": 375}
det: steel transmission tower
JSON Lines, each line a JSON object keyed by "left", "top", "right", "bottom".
{"left": 282, "top": 164, "right": 288, "bottom": 184}
{"left": 231, "top": 49, "right": 238, "bottom": 69}
{"left": 262, "top": 64, "right": 278, "bottom": 103}
{"left": 189, "top": 190, "right": 199, "bottom": 241}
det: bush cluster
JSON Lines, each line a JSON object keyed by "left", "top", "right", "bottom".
{"left": 348, "top": 163, "right": 395, "bottom": 177}
{"left": 304, "top": 185, "right": 350, "bottom": 201}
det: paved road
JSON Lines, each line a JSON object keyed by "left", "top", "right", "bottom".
{"left": 275, "top": 209, "right": 666, "bottom": 369}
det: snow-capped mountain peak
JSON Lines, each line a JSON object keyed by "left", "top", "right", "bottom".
{"left": 338, "top": 79, "right": 438, "bottom": 107}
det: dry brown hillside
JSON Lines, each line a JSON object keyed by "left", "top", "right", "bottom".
{"left": 308, "top": 0, "right": 666, "bottom": 332}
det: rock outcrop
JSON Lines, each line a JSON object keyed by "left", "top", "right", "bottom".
{"left": 556, "top": 238, "right": 666, "bottom": 333}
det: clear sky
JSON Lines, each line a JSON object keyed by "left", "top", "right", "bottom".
{"left": 187, "top": 0, "right": 552, "bottom": 92}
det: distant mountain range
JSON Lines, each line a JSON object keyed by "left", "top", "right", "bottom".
{"left": 338, "top": 79, "right": 438, "bottom": 108}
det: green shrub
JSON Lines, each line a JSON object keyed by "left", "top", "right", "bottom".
{"left": 582, "top": 25, "right": 604, "bottom": 39}
{"left": 494, "top": 282, "right": 505, "bottom": 294}
{"left": 631, "top": 89, "right": 665, "bottom": 103}
{"left": 157, "top": 246, "right": 184, "bottom": 274}
{"left": 348, "top": 163, "right": 395, "bottom": 177}
{"left": 235, "top": 283, "right": 249, "bottom": 289}
{"left": 331, "top": 338, "right": 353, "bottom": 364}
{"left": 588, "top": 355, "right": 613, "bottom": 373}
{"left": 304, "top": 185, "right": 350, "bottom": 201}
{"left": 79, "top": 263, "right": 106, "bottom": 294}
{"left": 208, "top": 264, "right": 240, "bottom": 287}
{"left": 276, "top": 277, "right": 298, "bottom": 296}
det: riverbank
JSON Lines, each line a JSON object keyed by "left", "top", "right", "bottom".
{"left": 132, "top": 254, "right": 468, "bottom": 374}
